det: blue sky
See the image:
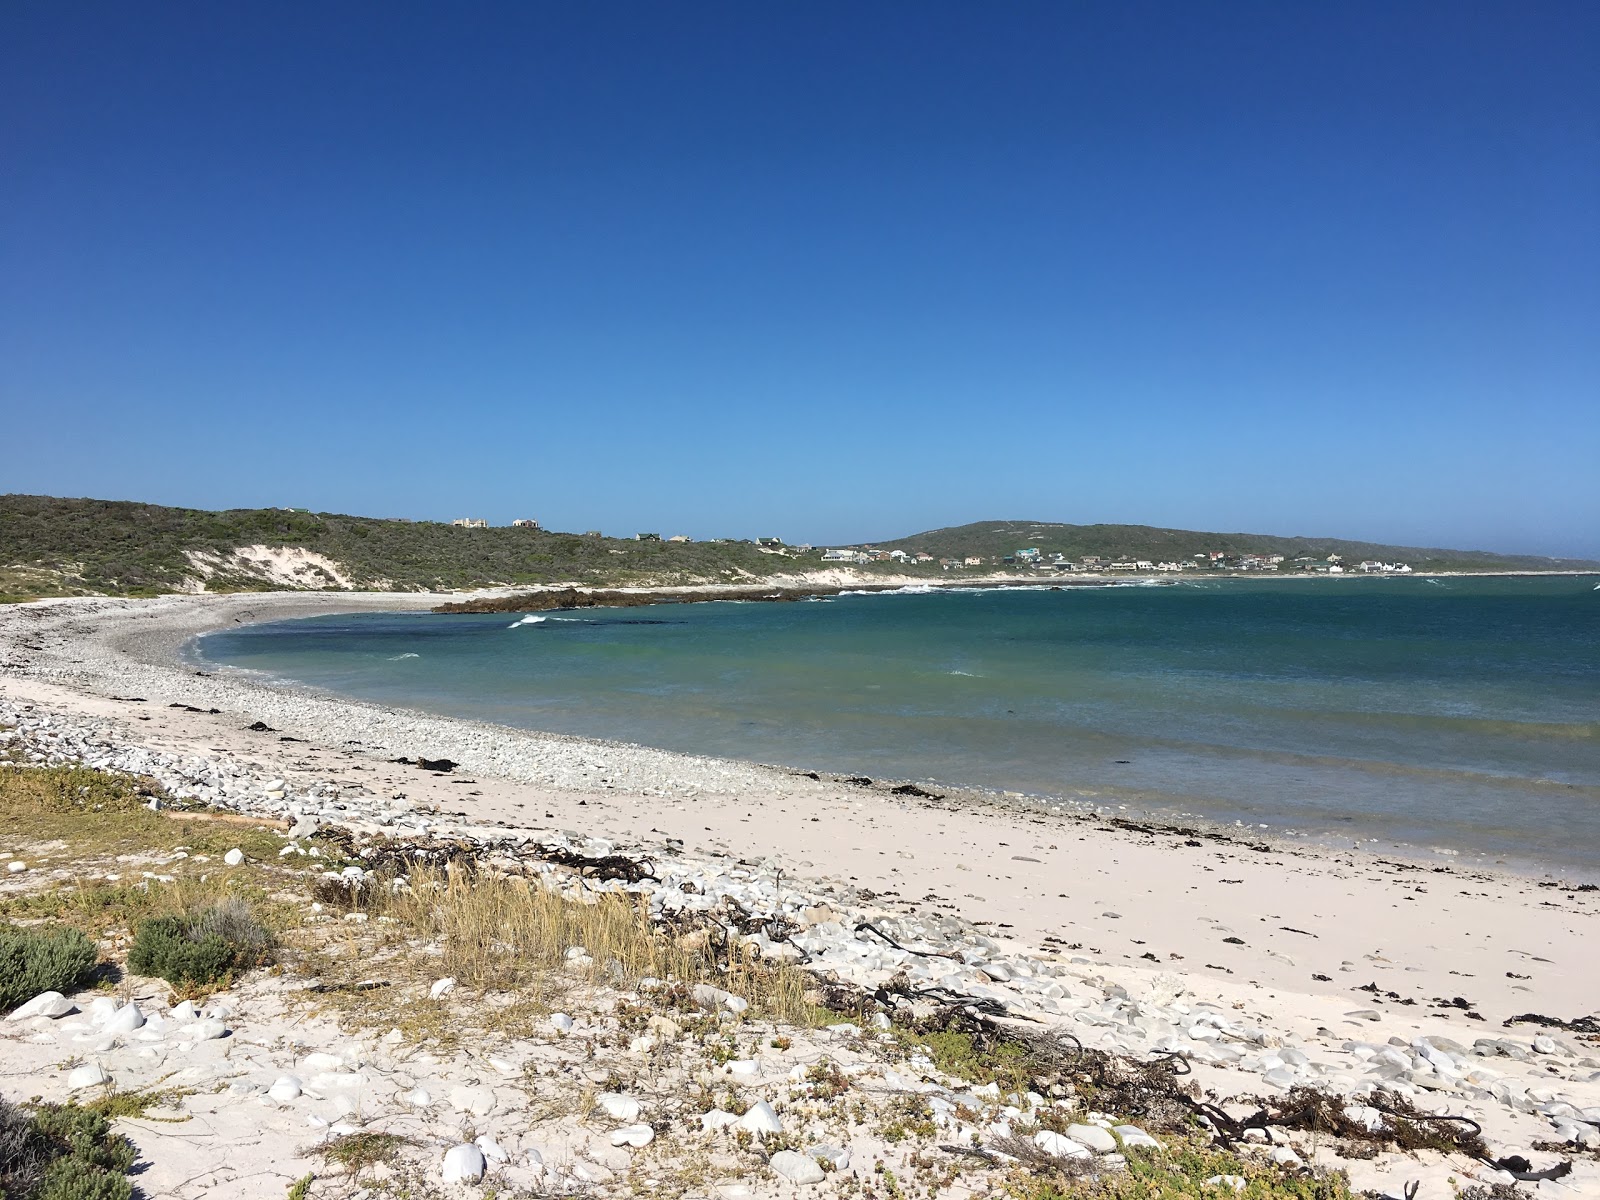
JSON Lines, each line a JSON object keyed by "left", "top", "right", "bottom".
{"left": 3, "top": 3, "right": 1597, "bottom": 556}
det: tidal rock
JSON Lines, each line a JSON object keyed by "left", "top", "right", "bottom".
{"left": 6, "top": 992, "right": 74, "bottom": 1021}
{"left": 442, "top": 1143, "right": 486, "bottom": 1183}
{"left": 770, "top": 1149, "right": 826, "bottom": 1184}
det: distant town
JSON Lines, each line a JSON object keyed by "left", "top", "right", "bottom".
{"left": 443, "top": 517, "right": 1412, "bottom": 575}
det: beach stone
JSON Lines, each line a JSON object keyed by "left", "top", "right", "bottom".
{"left": 770, "top": 1150, "right": 826, "bottom": 1185}
{"left": 268, "top": 1075, "right": 303, "bottom": 1102}
{"left": 549, "top": 1012, "right": 574, "bottom": 1034}
{"left": 610, "top": 1124, "right": 654, "bottom": 1148}
{"left": 6, "top": 992, "right": 75, "bottom": 1021}
{"left": 1269, "top": 1146, "right": 1304, "bottom": 1167}
{"left": 809, "top": 1144, "right": 851, "bottom": 1170}
{"left": 735, "top": 1100, "right": 783, "bottom": 1135}
{"left": 1067, "top": 1123, "right": 1118, "bottom": 1153}
{"left": 429, "top": 977, "right": 456, "bottom": 1000}
{"left": 6, "top": 861, "right": 25, "bottom": 874}
{"left": 69, "top": 1063, "right": 109, "bottom": 1090}
{"left": 1034, "top": 1130, "right": 1091, "bottom": 1158}
{"left": 701, "top": 1109, "right": 740, "bottom": 1131}
{"left": 102, "top": 1003, "right": 145, "bottom": 1034}
{"left": 188, "top": 1019, "right": 228, "bottom": 1041}
{"left": 170, "top": 1000, "right": 198, "bottom": 1021}
{"left": 405, "top": 1087, "right": 432, "bottom": 1108}
{"left": 448, "top": 1085, "right": 497, "bottom": 1116}
{"left": 1113, "top": 1125, "right": 1161, "bottom": 1150}
{"left": 596, "top": 1093, "right": 641, "bottom": 1121}
{"left": 441, "top": 1143, "right": 485, "bottom": 1183}
{"left": 223, "top": 848, "right": 244, "bottom": 866}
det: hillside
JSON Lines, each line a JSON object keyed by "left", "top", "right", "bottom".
{"left": 3, "top": 496, "right": 1594, "bottom": 602}
{"left": 862, "top": 520, "right": 1599, "bottom": 574}
{"left": 0, "top": 495, "right": 855, "bottom": 600}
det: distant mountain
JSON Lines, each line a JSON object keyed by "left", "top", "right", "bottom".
{"left": 858, "top": 520, "right": 1600, "bottom": 574}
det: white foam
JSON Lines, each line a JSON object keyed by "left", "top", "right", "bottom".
{"left": 508, "top": 615, "right": 548, "bottom": 628}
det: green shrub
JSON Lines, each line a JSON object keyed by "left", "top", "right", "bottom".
{"left": 0, "top": 924, "right": 98, "bottom": 1011}
{"left": 127, "top": 900, "right": 273, "bottom": 988}
{"left": 0, "top": 1097, "right": 134, "bottom": 1200}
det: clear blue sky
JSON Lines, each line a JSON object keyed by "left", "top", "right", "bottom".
{"left": 4, "top": 3, "right": 1597, "bottom": 556}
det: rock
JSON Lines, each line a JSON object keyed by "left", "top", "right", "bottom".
{"left": 809, "top": 1144, "right": 851, "bottom": 1170}
{"left": 735, "top": 1100, "right": 783, "bottom": 1135}
{"left": 68, "top": 1063, "right": 109, "bottom": 1090}
{"left": 6, "top": 861, "right": 25, "bottom": 874}
{"left": 188, "top": 1019, "right": 228, "bottom": 1041}
{"left": 268, "top": 1076, "right": 303, "bottom": 1102}
{"left": 223, "top": 848, "right": 245, "bottom": 866}
{"left": 441, "top": 1143, "right": 486, "bottom": 1183}
{"left": 475, "top": 1135, "right": 509, "bottom": 1163}
{"left": 1067, "top": 1123, "right": 1118, "bottom": 1153}
{"left": 101, "top": 1003, "right": 145, "bottom": 1034}
{"left": 170, "top": 1000, "right": 198, "bottom": 1021}
{"left": 1534, "top": 1036, "right": 1558, "bottom": 1055}
{"left": 6, "top": 991, "right": 74, "bottom": 1021}
{"left": 1034, "top": 1131, "right": 1091, "bottom": 1158}
{"left": 610, "top": 1124, "right": 654, "bottom": 1148}
{"left": 1205, "top": 1176, "right": 1248, "bottom": 1192}
{"left": 448, "top": 1085, "right": 497, "bottom": 1116}
{"left": 1113, "top": 1125, "right": 1162, "bottom": 1150}
{"left": 405, "top": 1087, "right": 432, "bottom": 1108}
{"left": 770, "top": 1150, "right": 826, "bottom": 1185}
{"left": 701, "top": 1109, "right": 740, "bottom": 1131}
{"left": 596, "top": 1093, "right": 642, "bottom": 1121}
{"left": 429, "top": 977, "right": 456, "bottom": 1000}
{"left": 691, "top": 983, "right": 749, "bottom": 1014}
{"left": 1269, "top": 1146, "right": 1303, "bottom": 1167}
{"left": 549, "top": 1012, "right": 574, "bottom": 1034}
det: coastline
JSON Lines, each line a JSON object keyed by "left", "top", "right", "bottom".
{"left": 2, "top": 590, "right": 1598, "bottom": 1195}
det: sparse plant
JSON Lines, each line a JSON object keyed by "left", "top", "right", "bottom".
{"left": 0, "top": 1096, "right": 137, "bottom": 1200}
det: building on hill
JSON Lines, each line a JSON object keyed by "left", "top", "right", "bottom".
{"left": 965, "top": 557, "right": 984, "bottom": 566}
{"left": 583, "top": 530, "right": 603, "bottom": 538}
{"left": 821, "top": 549, "right": 870, "bottom": 564}
{"left": 667, "top": 534, "right": 691, "bottom": 542}
{"left": 511, "top": 518, "right": 540, "bottom": 528}
{"left": 756, "top": 537, "right": 784, "bottom": 547}
{"left": 451, "top": 518, "right": 488, "bottom": 528}
{"left": 636, "top": 532, "right": 662, "bottom": 541}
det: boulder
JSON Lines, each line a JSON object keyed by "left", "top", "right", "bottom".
{"left": 6, "top": 992, "right": 75, "bottom": 1021}
{"left": 68, "top": 1063, "right": 110, "bottom": 1090}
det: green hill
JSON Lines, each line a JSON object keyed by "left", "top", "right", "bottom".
{"left": 2, "top": 496, "right": 1592, "bottom": 602}
{"left": 861, "top": 520, "right": 1598, "bottom": 574}
{"left": 0, "top": 494, "right": 824, "bottom": 600}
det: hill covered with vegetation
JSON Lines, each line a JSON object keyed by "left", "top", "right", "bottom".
{"left": 2, "top": 496, "right": 1592, "bottom": 601}
{"left": 861, "top": 520, "right": 1597, "bottom": 574}
{"left": 0, "top": 495, "right": 833, "bottom": 600}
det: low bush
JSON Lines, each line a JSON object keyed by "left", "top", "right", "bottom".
{"left": 127, "top": 899, "right": 274, "bottom": 989}
{"left": 0, "top": 1095, "right": 135, "bottom": 1200}
{"left": 0, "top": 924, "right": 97, "bottom": 1011}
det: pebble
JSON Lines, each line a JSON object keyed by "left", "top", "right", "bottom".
{"left": 441, "top": 1143, "right": 486, "bottom": 1183}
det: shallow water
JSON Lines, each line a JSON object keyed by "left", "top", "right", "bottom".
{"left": 195, "top": 576, "right": 1600, "bottom": 869}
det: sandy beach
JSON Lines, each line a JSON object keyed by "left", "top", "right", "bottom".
{"left": 2, "top": 590, "right": 1597, "bottom": 1198}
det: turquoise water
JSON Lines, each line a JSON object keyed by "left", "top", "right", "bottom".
{"left": 195, "top": 577, "right": 1600, "bottom": 869}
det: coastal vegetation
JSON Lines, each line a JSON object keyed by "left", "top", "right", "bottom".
{"left": 2, "top": 494, "right": 1591, "bottom": 601}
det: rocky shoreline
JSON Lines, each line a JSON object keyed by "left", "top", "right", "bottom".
{"left": 1, "top": 592, "right": 1597, "bottom": 1198}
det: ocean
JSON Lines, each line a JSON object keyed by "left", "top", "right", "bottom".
{"left": 194, "top": 576, "right": 1600, "bottom": 870}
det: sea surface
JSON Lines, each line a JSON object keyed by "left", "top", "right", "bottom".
{"left": 194, "top": 576, "right": 1600, "bottom": 871}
